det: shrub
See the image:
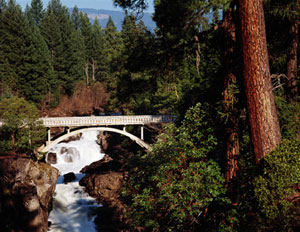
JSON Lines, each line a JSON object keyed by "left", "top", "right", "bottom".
{"left": 254, "top": 139, "right": 300, "bottom": 230}
{"left": 122, "top": 103, "right": 228, "bottom": 231}
{"left": 0, "top": 97, "right": 46, "bottom": 155}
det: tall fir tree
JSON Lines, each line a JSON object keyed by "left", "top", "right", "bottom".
{"left": 0, "top": 0, "right": 54, "bottom": 103}
{"left": 71, "top": 5, "right": 80, "bottom": 30}
{"left": 79, "top": 12, "right": 93, "bottom": 85}
{"left": 91, "top": 17, "right": 105, "bottom": 82}
{"left": 40, "top": 0, "right": 84, "bottom": 95}
{"left": 103, "top": 16, "right": 127, "bottom": 111}
{"left": 116, "top": 13, "right": 156, "bottom": 113}
{"left": 238, "top": 0, "right": 281, "bottom": 162}
{"left": 29, "top": 0, "right": 44, "bottom": 26}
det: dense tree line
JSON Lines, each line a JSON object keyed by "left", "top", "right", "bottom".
{"left": 0, "top": 0, "right": 299, "bottom": 231}
{"left": 0, "top": 0, "right": 156, "bottom": 113}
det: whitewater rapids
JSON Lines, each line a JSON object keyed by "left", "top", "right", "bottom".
{"left": 47, "top": 131, "right": 105, "bottom": 232}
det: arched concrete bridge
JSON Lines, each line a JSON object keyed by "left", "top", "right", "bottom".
{"left": 38, "top": 115, "right": 175, "bottom": 153}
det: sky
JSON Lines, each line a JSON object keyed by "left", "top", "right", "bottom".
{"left": 16, "top": 0, "right": 154, "bottom": 12}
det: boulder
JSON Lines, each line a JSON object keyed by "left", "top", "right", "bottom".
{"left": 46, "top": 152, "right": 57, "bottom": 164}
{"left": 79, "top": 171, "right": 127, "bottom": 231}
{"left": 97, "top": 131, "right": 110, "bottom": 152}
{"left": 60, "top": 147, "right": 80, "bottom": 163}
{"left": 63, "top": 172, "right": 76, "bottom": 184}
{"left": 80, "top": 154, "right": 121, "bottom": 174}
{"left": 79, "top": 172, "right": 123, "bottom": 202}
{"left": 0, "top": 158, "right": 58, "bottom": 232}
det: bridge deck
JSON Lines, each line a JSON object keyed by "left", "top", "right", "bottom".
{"left": 41, "top": 115, "right": 174, "bottom": 128}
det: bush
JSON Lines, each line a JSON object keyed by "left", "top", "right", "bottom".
{"left": 122, "top": 103, "right": 228, "bottom": 231}
{"left": 254, "top": 139, "right": 300, "bottom": 231}
{"left": 0, "top": 97, "right": 46, "bottom": 155}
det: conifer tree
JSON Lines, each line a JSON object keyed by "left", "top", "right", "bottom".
{"left": 79, "top": 12, "right": 93, "bottom": 85}
{"left": 71, "top": 5, "right": 80, "bottom": 30}
{"left": 40, "top": 0, "right": 84, "bottom": 95}
{"left": 238, "top": 0, "right": 281, "bottom": 162}
{"left": 103, "top": 16, "right": 123, "bottom": 110}
{"left": 91, "top": 18, "right": 105, "bottom": 82}
{"left": 29, "top": 0, "right": 44, "bottom": 26}
{"left": 0, "top": 0, "right": 53, "bottom": 103}
{"left": 117, "top": 13, "right": 156, "bottom": 113}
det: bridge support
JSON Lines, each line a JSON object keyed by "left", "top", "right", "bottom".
{"left": 47, "top": 128, "right": 51, "bottom": 145}
{"left": 141, "top": 126, "right": 144, "bottom": 140}
{"left": 123, "top": 126, "right": 126, "bottom": 132}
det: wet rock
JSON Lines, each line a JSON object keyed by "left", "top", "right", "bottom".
{"left": 80, "top": 171, "right": 131, "bottom": 231}
{"left": 46, "top": 152, "right": 57, "bottom": 164}
{"left": 63, "top": 172, "right": 76, "bottom": 184}
{"left": 79, "top": 172, "right": 123, "bottom": 201}
{"left": 61, "top": 147, "right": 80, "bottom": 163}
{"left": 0, "top": 158, "right": 58, "bottom": 232}
{"left": 97, "top": 131, "right": 110, "bottom": 152}
{"left": 80, "top": 154, "right": 121, "bottom": 174}
{"left": 62, "top": 133, "right": 82, "bottom": 143}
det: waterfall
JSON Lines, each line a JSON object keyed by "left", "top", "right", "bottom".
{"left": 47, "top": 131, "right": 104, "bottom": 232}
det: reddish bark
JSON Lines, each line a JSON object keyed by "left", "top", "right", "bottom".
{"left": 238, "top": 0, "right": 281, "bottom": 163}
{"left": 223, "top": 2, "right": 240, "bottom": 183}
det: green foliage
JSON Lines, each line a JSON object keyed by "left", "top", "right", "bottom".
{"left": 264, "top": 0, "right": 300, "bottom": 21}
{"left": 254, "top": 139, "right": 300, "bottom": 230}
{"left": 0, "top": 97, "right": 46, "bottom": 155}
{"left": 274, "top": 90, "right": 300, "bottom": 138}
{"left": 122, "top": 103, "right": 227, "bottom": 231}
{"left": 40, "top": 0, "right": 85, "bottom": 95}
{"left": 0, "top": 0, "right": 54, "bottom": 104}
{"left": 112, "top": 13, "right": 156, "bottom": 113}
{"left": 28, "top": 0, "right": 44, "bottom": 26}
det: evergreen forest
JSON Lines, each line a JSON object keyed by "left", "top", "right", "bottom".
{"left": 0, "top": 0, "right": 300, "bottom": 231}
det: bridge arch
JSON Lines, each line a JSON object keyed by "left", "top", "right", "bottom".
{"left": 38, "top": 127, "right": 151, "bottom": 153}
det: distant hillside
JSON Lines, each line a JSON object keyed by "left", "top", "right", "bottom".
{"left": 70, "top": 8, "right": 156, "bottom": 31}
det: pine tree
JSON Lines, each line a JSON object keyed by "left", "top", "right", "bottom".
{"left": 116, "top": 13, "right": 157, "bottom": 113}
{"left": 71, "top": 5, "right": 80, "bottom": 30}
{"left": 222, "top": 0, "right": 241, "bottom": 183}
{"left": 79, "top": 12, "right": 93, "bottom": 85}
{"left": 102, "top": 16, "right": 123, "bottom": 110}
{"left": 238, "top": 0, "right": 281, "bottom": 162}
{"left": 91, "top": 18, "right": 105, "bottom": 82}
{"left": 40, "top": 0, "right": 84, "bottom": 95}
{"left": 29, "top": 0, "right": 44, "bottom": 26}
{"left": 0, "top": 0, "right": 53, "bottom": 103}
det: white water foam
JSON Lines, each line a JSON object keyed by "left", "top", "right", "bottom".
{"left": 48, "top": 131, "right": 104, "bottom": 232}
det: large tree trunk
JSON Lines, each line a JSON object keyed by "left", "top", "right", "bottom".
{"left": 238, "top": 0, "right": 281, "bottom": 163}
{"left": 223, "top": 2, "right": 240, "bottom": 183}
{"left": 287, "top": 20, "right": 298, "bottom": 103}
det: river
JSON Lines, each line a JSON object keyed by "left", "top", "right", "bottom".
{"left": 47, "top": 131, "right": 104, "bottom": 232}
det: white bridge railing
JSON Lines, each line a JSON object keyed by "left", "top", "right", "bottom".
{"left": 1, "top": 115, "right": 175, "bottom": 151}
{"left": 41, "top": 115, "right": 175, "bottom": 128}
